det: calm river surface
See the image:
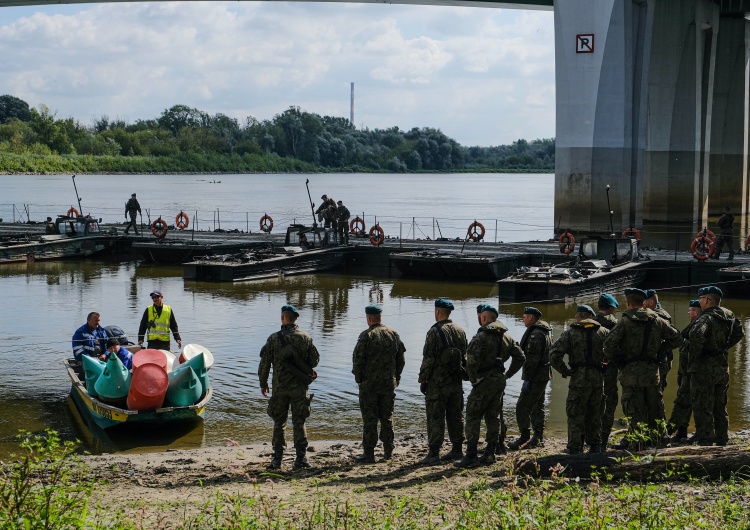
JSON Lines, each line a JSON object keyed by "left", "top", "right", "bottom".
{"left": 0, "top": 173, "right": 748, "bottom": 457}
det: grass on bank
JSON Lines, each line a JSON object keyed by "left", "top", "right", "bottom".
{"left": 2, "top": 429, "right": 749, "bottom": 529}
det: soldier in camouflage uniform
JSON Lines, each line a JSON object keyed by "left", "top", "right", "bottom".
{"left": 258, "top": 305, "right": 320, "bottom": 470}
{"left": 417, "top": 298, "right": 468, "bottom": 464}
{"left": 644, "top": 289, "right": 674, "bottom": 392}
{"left": 689, "top": 286, "right": 744, "bottom": 446}
{"left": 667, "top": 299, "right": 702, "bottom": 442}
{"left": 457, "top": 305, "right": 524, "bottom": 468}
{"left": 335, "top": 200, "right": 351, "bottom": 245}
{"left": 550, "top": 304, "right": 609, "bottom": 454}
{"left": 508, "top": 307, "right": 552, "bottom": 450}
{"left": 352, "top": 305, "right": 406, "bottom": 464}
{"left": 595, "top": 293, "right": 620, "bottom": 446}
{"left": 603, "top": 288, "right": 681, "bottom": 449}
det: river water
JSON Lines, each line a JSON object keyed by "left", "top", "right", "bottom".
{"left": 0, "top": 173, "right": 748, "bottom": 457}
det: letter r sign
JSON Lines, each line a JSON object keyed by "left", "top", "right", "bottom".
{"left": 576, "top": 34, "right": 594, "bottom": 54}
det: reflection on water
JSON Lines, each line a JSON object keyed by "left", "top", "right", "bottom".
{"left": 0, "top": 260, "right": 749, "bottom": 457}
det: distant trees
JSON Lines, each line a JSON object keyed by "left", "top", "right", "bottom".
{"left": 0, "top": 94, "right": 555, "bottom": 172}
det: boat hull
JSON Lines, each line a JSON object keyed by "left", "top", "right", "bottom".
{"left": 134, "top": 240, "right": 269, "bottom": 265}
{"left": 65, "top": 359, "right": 210, "bottom": 430}
{"left": 389, "top": 251, "right": 518, "bottom": 281}
{"left": 716, "top": 267, "right": 750, "bottom": 297}
{"left": 0, "top": 235, "right": 115, "bottom": 264}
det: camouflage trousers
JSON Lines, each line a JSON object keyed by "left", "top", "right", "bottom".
{"left": 667, "top": 373, "right": 693, "bottom": 429}
{"left": 465, "top": 377, "right": 505, "bottom": 445}
{"left": 620, "top": 384, "right": 665, "bottom": 434}
{"left": 267, "top": 386, "right": 311, "bottom": 452}
{"left": 514, "top": 380, "right": 548, "bottom": 433}
{"left": 424, "top": 383, "right": 464, "bottom": 448}
{"left": 600, "top": 367, "right": 619, "bottom": 442}
{"left": 690, "top": 371, "right": 729, "bottom": 445}
{"left": 566, "top": 385, "right": 602, "bottom": 451}
{"left": 358, "top": 387, "right": 396, "bottom": 451}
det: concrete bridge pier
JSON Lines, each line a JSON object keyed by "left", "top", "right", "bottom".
{"left": 554, "top": 0, "right": 750, "bottom": 247}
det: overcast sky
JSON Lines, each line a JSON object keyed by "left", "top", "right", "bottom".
{"left": 0, "top": 1, "right": 555, "bottom": 146}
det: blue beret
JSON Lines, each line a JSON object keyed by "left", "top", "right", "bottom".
{"left": 435, "top": 298, "right": 454, "bottom": 310}
{"left": 523, "top": 306, "right": 542, "bottom": 318}
{"left": 476, "top": 304, "right": 486, "bottom": 313}
{"left": 598, "top": 293, "right": 618, "bottom": 309}
{"left": 481, "top": 305, "right": 499, "bottom": 316}
{"left": 281, "top": 304, "right": 299, "bottom": 317}
{"left": 365, "top": 304, "right": 382, "bottom": 315}
{"left": 698, "top": 285, "right": 723, "bottom": 297}
{"left": 577, "top": 304, "right": 595, "bottom": 316}
{"left": 624, "top": 288, "right": 647, "bottom": 298}
{"left": 689, "top": 299, "right": 701, "bottom": 309}
{"left": 644, "top": 289, "right": 656, "bottom": 299}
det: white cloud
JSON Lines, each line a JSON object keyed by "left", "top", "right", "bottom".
{"left": 0, "top": 1, "right": 555, "bottom": 145}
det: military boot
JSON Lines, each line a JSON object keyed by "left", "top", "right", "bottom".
{"left": 508, "top": 428, "right": 531, "bottom": 451}
{"left": 588, "top": 444, "right": 602, "bottom": 454}
{"left": 440, "top": 442, "right": 463, "bottom": 462}
{"left": 355, "top": 448, "right": 375, "bottom": 464}
{"left": 479, "top": 443, "right": 496, "bottom": 464}
{"left": 294, "top": 446, "right": 310, "bottom": 469}
{"left": 383, "top": 446, "right": 394, "bottom": 460}
{"left": 455, "top": 443, "right": 479, "bottom": 468}
{"left": 527, "top": 430, "right": 543, "bottom": 448}
{"left": 267, "top": 449, "right": 283, "bottom": 470}
{"left": 418, "top": 445, "right": 440, "bottom": 465}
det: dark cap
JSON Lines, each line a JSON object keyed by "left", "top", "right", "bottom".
{"left": 365, "top": 304, "right": 382, "bottom": 315}
{"left": 577, "top": 304, "right": 595, "bottom": 316}
{"left": 523, "top": 307, "right": 542, "bottom": 318}
{"left": 321, "top": 194, "right": 327, "bottom": 199}
{"left": 435, "top": 298, "right": 454, "bottom": 310}
{"left": 689, "top": 299, "right": 701, "bottom": 309}
{"left": 337, "top": 200, "right": 343, "bottom": 205}
{"left": 131, "top": 193, "right": 137, "bottom": 197}
{"left": 149, "top": 290, "right": 163, "bottom": 298}
{"left": 644, "top": 289, "right": 657, "bottom": 299}
{"left": 598, "top": 293, "right": 618, "bottom": 309}
{"left": 624, "top": 288, "right": 647, "bottom": 298}
{"left": 106, "top": 337, "right": 120, "bottom": 347}
{"left": 281, "top": 304, "right": 299, "bottom": 317}
{"left": 725, "top": 205, "right": 731, "bottom": 212}
{"left": 698, "top": 285, "right": 723, "bottom": 297}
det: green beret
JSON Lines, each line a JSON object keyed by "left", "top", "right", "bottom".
{"left": 698, "top": 285, "right": 723, "bottom": 297}
{"left": 624, "top": 288, "right": 647, "bottom": 298}
{"left": 577, "top": 304, "right": 595, "bottom": 316}
{"left": 482, "top": 305, "right": 499, "bottom": 316}
{"left": 435, "top": 298, "right": 454, "bottom": 310}
{"left": 689, "top": 299, "right": 701, "bottom": 309}
{"left": 365, "top": 304, "right": 382, "bottom": 315}
{"left": 598, "top": 293, "right": 618, "bottom": 309}
{"left": 523, "top": 306, "right": 542, "bottom": 318}
{"left": 644, "top": 289, "right": 656, "bottom": 299}
{"left": 281, "top": 304, "right": 299, "bottom": 317}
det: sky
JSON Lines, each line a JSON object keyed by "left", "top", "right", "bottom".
{"left": 0, "top": 1, "right": 555, "bottom": 146}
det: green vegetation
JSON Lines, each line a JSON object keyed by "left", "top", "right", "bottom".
{"left": 0, "top": 95, "right": 554, "bottom": 174}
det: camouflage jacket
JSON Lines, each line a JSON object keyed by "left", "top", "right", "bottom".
{"left": 654, "top": 307, "right": 676, "bottom": 363}
{"left": 466, "top": 321, "right": 525, "bottom": 385}
{"left": 258, "top": 323, "right": 320, "bottom": 390}
{"left": 550, "top": 319, "right": 609, "bottom": 387}
{"left": 603, "top": 308, "right": 681, "bottom": 386}
{"left": 688, "top": 306, "right": 744, "bottom": 375}
{"left": 677, "top": 321, "right": 696, "bottom": 376}
{"left": 418, "top": 320, "right": 468, "bottom": 386}
{"left": 336, "top": 205, "right": 351, "bottom": 222}
{"left": 519, "top": 320, "right": 553, "bottom": 382}
{"left": 352, "top": 324, "right": 406, "bottom": 390}
{"left": 595, "top": 313, "right": 618, "bottom": 331}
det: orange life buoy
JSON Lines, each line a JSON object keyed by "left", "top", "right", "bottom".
{"left": 175, "top": 211, "right": 189, "bottom": 230}
{"left": 559, "top": 231, "right": 575, "bottom": 255}
{"left": 690, "top": 236, "right": 715, "bottom": 261}
{"left": 150, "top": 218, "right": 168, "bottom": 239}
{"left": 696, "top": 229, "right": 716, "bottom": 242}
{"left": 350, "top": 217, "right": 366, "bottom": 236}
{"left": 259, "top": 214, "right": 273, "bottom": 233}
{"left": 67, "top": 207, "right": 79, "bottom": 219}
{"left": 369, "top": 224, "right": 385, "bottom": 246}
{"left": 467, "top": 221, "right": 485, "bottom": 242}
{"left": 622, "top": 227, "right": 641, "bottom": 240}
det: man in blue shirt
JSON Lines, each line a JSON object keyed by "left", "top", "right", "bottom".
{"left": 71, "top": 312, "right": 108, "bottom": 362}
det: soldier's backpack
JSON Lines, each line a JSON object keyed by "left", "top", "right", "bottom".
{"left": 436, "top": 323, "right": 464, "bottom": 377}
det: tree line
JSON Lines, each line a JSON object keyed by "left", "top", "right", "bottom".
{"left": 0, "top": 94, "right": 554, "bottom": 173}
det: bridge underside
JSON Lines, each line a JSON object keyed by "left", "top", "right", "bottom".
{"left": 555, "top": 0, "right": 750, "bottom": 246}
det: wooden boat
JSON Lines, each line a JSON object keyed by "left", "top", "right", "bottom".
{"left": 498, "top": 236, "right": 647, "bottom": 302}
{"left": 0, "top": 215, "right": 115, "bottom": 264}
{"left": 183, "top": 225, "right": 347, "bottom": 282}
{"left": 64, "top": 356, "right": 212, "bottom": 430}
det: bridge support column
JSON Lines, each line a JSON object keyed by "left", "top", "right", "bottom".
{"left": 554, "top": 0, "right": 748, "bottom": 247}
